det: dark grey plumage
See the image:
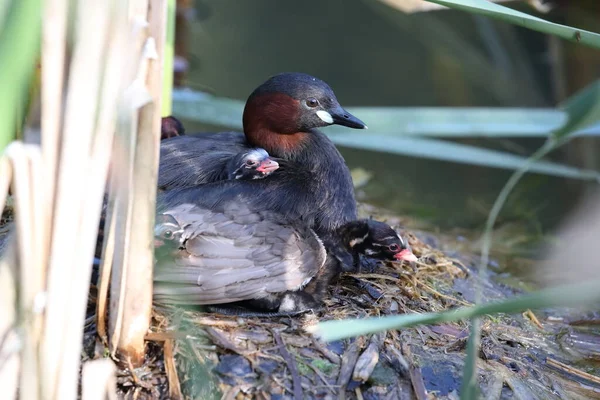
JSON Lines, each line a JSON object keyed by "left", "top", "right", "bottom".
{"left": 157, "top": 131, "right": 356, "bottom": 243}
{"left": 158, "top": 134, "right": 249, "bottom": 190}
{"left": 152, "top": 204, "right": 416, "bottom": 313}
{"left": 153, "top": 202, "right": 327, "bottom": 305}
{"left": 153, "top": 72, "right": 371, "bottom": 313}
{"left": 157, "top": 72, "right": 366, "bottom": 240}
{"left": 159, "top": 137, "right": 278, "bottom": 188}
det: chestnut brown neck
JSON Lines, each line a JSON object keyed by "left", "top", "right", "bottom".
{"left": 243, "top": 93, "right": 310, "bottom": 159}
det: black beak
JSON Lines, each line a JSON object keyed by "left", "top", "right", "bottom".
{"left": 330, "top": 106, "right": 368, "bottom": 129}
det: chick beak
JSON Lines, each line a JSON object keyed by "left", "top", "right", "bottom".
{"left": 256, "top": 158, "right": 280, "bottom": 174}
{"left": 154, "top": 239, "right": 164, "bottom": 247}
{"left": 329, "top": 106, "right": 368, "bottom": 129}
{"left": 395, "top": 249, "right": 418, "bottom": 262}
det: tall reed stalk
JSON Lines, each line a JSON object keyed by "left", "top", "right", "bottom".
{"left": 0, "top": 0, "right": 167, "bottom": 398}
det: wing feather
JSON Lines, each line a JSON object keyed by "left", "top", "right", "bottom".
{"left": 154, "top": 202, "right": 327, "bottom": 305}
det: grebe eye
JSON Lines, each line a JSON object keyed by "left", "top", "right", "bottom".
{"left": 306, "top": 98, "right": 319, "bottom": 108}
{"left": 245, "top": 159, "right": 257, "bottom": 166}
{"left": 163, "top": 230, "right": 173, "bottom": 239}
{"left": 388, "top": 244, "right": 399, "bottom": 252}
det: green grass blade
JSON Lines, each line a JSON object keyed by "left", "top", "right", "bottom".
{"left": 0, "top": 0, "right": 41, "bottom": 153}
{"left": 324, "top": 109, "right": 599, "bottom": 138}
{"left": 554, "top": 80, "right": 600, "bottom": 139}
{"left": 161, "top": 0, "right": 176, "bottom": 117}
{"left": 173, "top": 90, "right": 600, "bottom": 138}
{"left": 171, "top": 91, "right": 600, "bottom": 180}
{"left": 450, "top": 59, "right": 600, "bottom": 400}
{"left": 326, "top": 133, "right": 600, "bottom": 180}
{"left": 460, "top": 318, "right": 481, "bottom": 400}
{"left": 172, "top": 91, "right": 243, "bottom": 128}
{"left": 423, "top": 0, "right": 600, "bottom": 49}
{"left": 310, "top": 279, "right": 600, "bottom": 342}
{"left": 465, "top": 75, "right": 600, "bottom": 400}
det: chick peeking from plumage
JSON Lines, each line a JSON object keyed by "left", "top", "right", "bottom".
{"left": 160, "top": 116, "right": 186, "bottom": 140}
{"left": 153, "top": 214, "right": 184, "bottom": 254}
{"left": 341, "top": 219, "right": 417, "bottom": 264}
{"left": 226, "top": 148, "right": 279, "bottom": 180}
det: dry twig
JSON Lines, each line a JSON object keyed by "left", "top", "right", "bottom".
{"left": 273, "top": 330, "right": 303, "bottom": 400}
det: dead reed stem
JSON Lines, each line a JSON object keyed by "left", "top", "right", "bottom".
{"left": 42, "top": 0, "right": 117, "bottom": 396}
{"left": 40, "top": 0, "right": 67, "bottom": 320}
{"left": 0, "top": 220, "right": 18, "bottom": 400}
{"left": 105, "top": 0, "right": 166, "bottom": 366}
{"left": 1, "top": 0, "right": 167, "bottom": 397}
{"left": 81, "top": 359, "right": 118, "bottom": 400}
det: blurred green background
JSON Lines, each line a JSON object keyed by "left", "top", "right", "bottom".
{"left": 172, "top": 0, "right": 600, "bottom": 231}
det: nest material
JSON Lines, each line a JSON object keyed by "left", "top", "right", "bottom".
{"left": 137, "top": 204, "right": 600, "bottom": 399}
{"left": 2, "top": 202, "right": 600, "bottom": 399}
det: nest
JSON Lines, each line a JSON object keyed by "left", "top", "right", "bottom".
{"left": 3, "top": 202, "right": 600, "bottom": 399}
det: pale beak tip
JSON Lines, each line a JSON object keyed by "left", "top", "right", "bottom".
{"left": 395, "top": 249, "right": 418, "bottom": 262}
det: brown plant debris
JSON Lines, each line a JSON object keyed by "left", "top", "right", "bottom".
{"left": 2, "top": 203, "right": 600, "bottom": 399}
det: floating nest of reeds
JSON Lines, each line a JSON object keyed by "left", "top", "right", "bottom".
{"left": 2, "top": 202, "right": 600, "bottom": 399}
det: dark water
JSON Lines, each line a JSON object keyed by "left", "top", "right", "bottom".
{"left": 171, "top": 3, "right": 600, "bottom": 386}
{"left": 186, "top": 0, "right": 552, "bottom": 107}
{"left": 178, "top": 0, "right": 598, "bottom": 233}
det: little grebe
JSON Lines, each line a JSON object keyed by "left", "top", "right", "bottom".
{"left": 152, "top": 203, "right": 416, "bottom": 314}
{"left": 158, "top": 73, "right": 366, "bottom": 242}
